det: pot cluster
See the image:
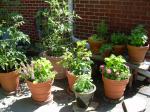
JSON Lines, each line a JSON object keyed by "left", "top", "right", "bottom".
{"left": 88, "top": 21, "right": 149, "bottom": 64}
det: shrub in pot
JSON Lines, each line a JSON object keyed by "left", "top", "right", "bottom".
{"left": 127, "top": 25, "right": 149, "bottom": 64}
{"left": 0, "top": 13, "right": 29, "bottom": 93}
{"left": 73, "top": 75, "right": 96, "bottom": 109}
{"left": 111, "top": 33, "right": 127, "bottom": 55}
{"left": 60, "top": 41, "right": 93, "bottom": 91}
{"left": 20, "top": 58, "right": 56, "bottom": 103}
{"left": 99, "top": 44, "right": 112, "bottom": 59}
{"left": 100, "top": 54, "right": 131, "bottom": 99}
{"left": 88, "top": 20, "right": 108, "bottom": 54}
{"left": 41, "top": 0, "right": 79, "bottom": 79}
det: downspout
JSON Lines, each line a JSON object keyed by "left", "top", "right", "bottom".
{"left": 68, "top": 0, "right": 79, "bottom": 42}
{"left": 68, "top": 0, "right": 90, "bottom": 48}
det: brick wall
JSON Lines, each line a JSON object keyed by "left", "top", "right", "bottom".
{"left": 0, "top": 0, "right": 47, "bottom": 40}
{"left": 1, "top": 0, "right": 150, "bottom": 41}
{"left": 20, "top": 0, "right": 47, "bottom": 40}
{"left": 74, "top": 0, "right": 150, "bottom": 40}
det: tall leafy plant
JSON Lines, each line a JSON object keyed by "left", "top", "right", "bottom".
{"left": 0, "top": 13, "right": 30, "bottom": 73}
{"left": 42, "top": 0, "right": 79, "bottom": 56}
{"left": 60, "top": 41, "right": 93, "bottom": 76}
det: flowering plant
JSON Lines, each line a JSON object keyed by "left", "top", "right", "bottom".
{"left": 20, "top": 58, "right": 56, "bottom": 83}
{"left": 100, "top": 54, "right": 131, "bottom": 80}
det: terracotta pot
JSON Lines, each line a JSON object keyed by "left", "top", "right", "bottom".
{"left": 0, "top": 71, "right": 19, "bottom": 92}
{"left": 102, "top": 75, "right": 129, "bottom": 100}
{"left": 113, "top": 45, "right": 126, "bottom": 55}
{"left": 66, "top": 71, "right": 78, "bottom": 91}
{"left": 127, "top": 44, "right": 149, "bottom": 64}
{"left": 41, "top": 51, "right": 66, "bottom": 79}
{"left": 88, "top": 38, "right": 106, "bottom": 54}
{"left": 102, "top": 50, "right": 111, "bottom": 59}
{"left": 74, "top": 84, "right": 96, "bottom": 108}
{"left": 26, "top": 80, "right": 53, "bottom": 102}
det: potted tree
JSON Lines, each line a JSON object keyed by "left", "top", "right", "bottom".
{"left": 111, "top": 33, "right": 126, "bottom": 55}
{"left": 127, "top": 25, "right": 149, "bottom": 64}
{"left": 60, "top": 41, "right": 93, "bottom": 92}
{"left": 88, "top": 20, "right": 108, "bottom": 54}
{"left": 100, "top": 54, "right": 131, "bottom": 100}
{"left": 20, "top": 58, "right": 56, "bottom": 103}
{"left": 73, "top": 75, "right": 96, "bottom": 109}
{"left": 0, "top": 13, "right": 29, "bottom": 93}
{"left": 41, "top": 0, "right": 78, "bottom": 79}
{"left": 99, "top": 44, "right": 112, "bottom": 59}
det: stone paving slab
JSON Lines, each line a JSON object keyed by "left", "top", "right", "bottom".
{"left": 0, "top": 79, "right": 150, "bottom": 112}
{"left": 138, "top": 86, "right": 150, "bottom": 96}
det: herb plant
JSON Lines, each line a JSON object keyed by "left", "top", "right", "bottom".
{"left": 100, "top": 54, "right": 131, "bottom": 80}
{"left": 129, "top": 25, "right": 148, "bottom": 47}
{"left": 73, "top": 75, "right": 94, "bottom": 93}
{"left": 20, "top": 58, "right": 56, "bottom": 83}
{"left": 90, "top": 34, "right": 98, "bottom": 41}
{"left": 42, "top": 0, "right": 79, "bottom": 56}
{"left": 99, "top": 44, "right": 112, "bottom": 54}
{"left": 111, "top": 33, "right": 126, "bottom": 45}
{"left": 60, "top": 40, "right": 93, "bottom": 76}
{"left": 96, "top": 20, "right": 108, "bottom": 40}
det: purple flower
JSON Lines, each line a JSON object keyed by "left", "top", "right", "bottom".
{"left": 31, "top": 73, "right": 35, "bottom": 80}
{"left": 106, "top": 69, "right": 112, "bottom": 74}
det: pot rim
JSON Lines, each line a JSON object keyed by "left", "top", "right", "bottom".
{"left": 26, "top": 79, "right": 54, "bottom": 85}
{"left": 66, "top": 70, "right": 79, "bottom": 77}
{"left": 102, "top": 75, "right": 129, "bottom": 82}
{"left": 127, "top": 44, "right": 149, "bottom": 48}
{"left": 42, "top": 51, "right": 63, "bottom": 59}
{"left": 88, "top": 37, "right": 106, "bottom": 42}
{"left": 74, "top": 84, "right": 96, "bottom": 95}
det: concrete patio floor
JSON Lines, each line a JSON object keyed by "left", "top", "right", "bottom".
{"left": 0, "top": 79, "right": 150, "bottom": 112}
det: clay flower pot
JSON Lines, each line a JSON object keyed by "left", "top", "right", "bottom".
{"left": 113, "top": 45, "right": 126, "bottom": 55}
{"left": 41, "top": 51, "right": 66, "bottom": 79}
{"left": 102, "top": 75, "right": 129, "bottom": 100}
{"left": 88, "top": 38, "right": 106, "bottom": 54}
{"left": 26, "top": 80, "right": 53, "bottom": 102}
{"left": 66, "top": 71, "right": 78, "bottom": 91}
{"left": 74, "top": 85, "right": 96, "bottom": 108}
{"left": 0, "top": 71, "right": 19, "bottom": 93}
{"left": 102, "top": 50, "right": 111, "bottom": 59}
{"left": 127, "top": 44, "right": 149, "bottom": 64}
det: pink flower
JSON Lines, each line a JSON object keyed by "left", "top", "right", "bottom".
{"left": 100, "top": 65, "right": 105, "bottom": 70}
{"left": 106, "top": 69, "right": 112, "bottom": 74}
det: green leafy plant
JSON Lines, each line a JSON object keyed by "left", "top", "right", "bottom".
{"left": 90, "top": 34, "right": 98, "bottom": 40}
{"left": 73, "top": 75, "right": 94, "bottom": 93}
{"left": 0, "top": 13, "right": 30, "bottom": 73}
{"left": 20, "top": 58, "right": 56, "bottom": 83}
{"left": 60, "top": 40, "right": 93, "bottom": 76}
{"left": 42, "top": 0, "right": 79, "bottom": 56}
{"left": 96, "top": 20, "right": 108, "bottom": 40}
{"left": 129, "top": 25, "right": 148, "bottom": 47}
{"left": 100, "top": 54, "right": 131, "bottom": 80}
{"left": 111, "top": 33, "right": 127, "bottom": 45}
{"left": 99, "top": 44, "right": 112, "bottom": 54}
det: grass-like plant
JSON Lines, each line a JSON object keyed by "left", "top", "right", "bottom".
{"left": 111, "top": 33, "right": 127, "bottom": 45}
